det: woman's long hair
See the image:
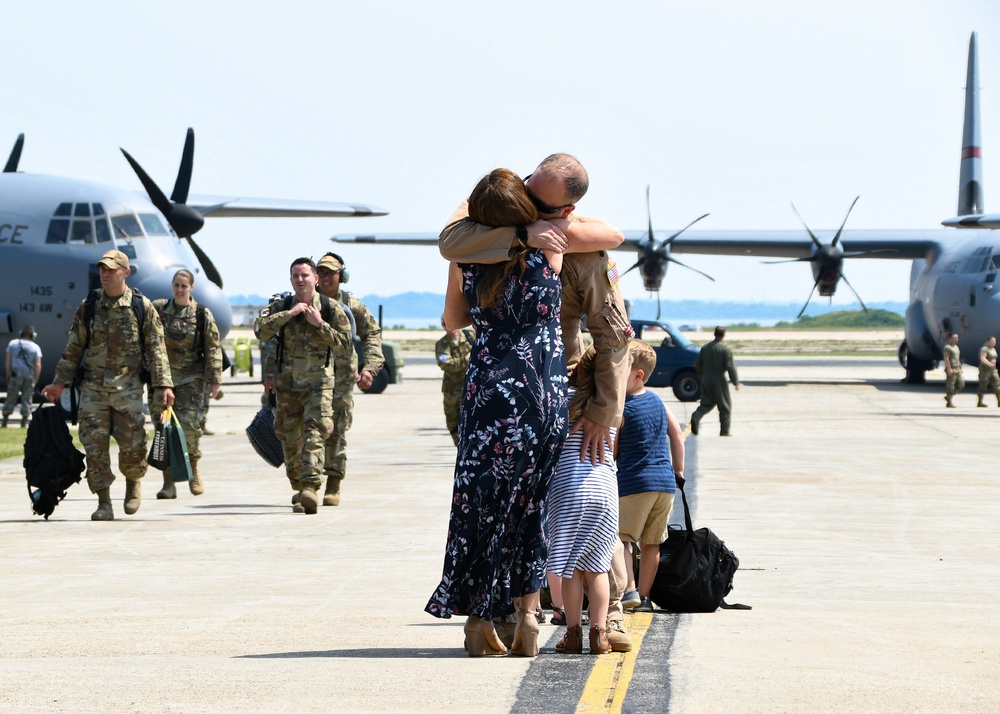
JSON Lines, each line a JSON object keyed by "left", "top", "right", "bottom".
{"left": 467, "top": 168, "right": 539, "bottom": 309}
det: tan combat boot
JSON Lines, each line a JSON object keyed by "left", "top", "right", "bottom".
{"left": 606, "top": 618, "right": 632, "bottom": 652}
{"left": 189, "top": 458, "right": 204, "bottom": 495}
{"left": 978, "top": 395, "right": 987, "bottom": 407}
{"left": 299, "top": 486, "right": 319, "bottom": 514}
{"left": 156, "top": 471, "right": 176, "bottom": 499}
{"left": 123, "top": 479, "right": 141, "bottom": 515}
{"left": 323, "top": 476, "right": 342, "bottom": 506}
{"left": 91, "top": 488, "right": 114, "bottom": 521}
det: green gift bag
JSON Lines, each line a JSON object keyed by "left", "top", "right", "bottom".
{"left": 162, "top": 406, "right": 193, "bottom": 483}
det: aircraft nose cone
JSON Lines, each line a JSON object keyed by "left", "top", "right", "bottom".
{"left": 129, "top": 270, "right": 233, "bottom": 339}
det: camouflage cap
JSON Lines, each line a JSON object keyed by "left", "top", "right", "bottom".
{"left": 317, "top": 254, "right": 342, "bottom": 272}
{"left": 96, "top": 249, "right": 130, "bottom": 270}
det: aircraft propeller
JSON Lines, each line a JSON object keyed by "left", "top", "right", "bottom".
{"left": 4, "top": 133, "right": 24, "bottom": 173}
{"left": 120, "top": 128, "right": 223, "bottom": 288}
{"left": 622, "top": 186, "right": 713, "bottom": 319}
{"left": 764, "top": 196, "right": 892, "bottom": 319}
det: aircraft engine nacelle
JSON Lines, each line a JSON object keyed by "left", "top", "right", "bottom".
{"left": 811, "top": 244, "right": 844, "bottom": 297}
{"left": 639, "top": 256, "right": 666, "bottom": 292}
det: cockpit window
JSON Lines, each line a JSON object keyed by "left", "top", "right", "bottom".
{"left": 95, "top": 217, "right": 111, "bottom": 243}
{"left": 138, "top": 213, "right": 169, "bottom": 236}
{"left": 46, "top": 203, "right": 118, "bottom": 245}
{"left": 111, "top": 213, "right": 144, "bottom": 238}
{"left": 70, "top": 220, "right": 94, "bottom": 244}
{"left": 46, "top": 220, "right": 69, "bottom": 244}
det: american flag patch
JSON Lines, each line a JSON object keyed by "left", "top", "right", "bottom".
{"left": 605, "top": 259, "right": 620, "bottom": 288}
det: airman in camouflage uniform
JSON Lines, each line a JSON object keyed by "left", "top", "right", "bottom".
{"left": 316, "top": 253, "right": 385, "bottom": 506}
{"left": 255, "top": 257, "right": 353, "bottom": 514}
{"left": 149, "top": 269, "right": 223, "bottom": 499}
{"left": 977, "top": 336, "right": 1000, "bottom": 407}
{"left": 42, "top": 250, "right": 174, "bottom": 521}
{"left": 435, "top": 322, "right": 475, "bottom": 446}
{"left": 691, "top": 326, "right": 741, "bottom": 436}
{"left": 943, "top": 331, "right": 964, "bottom": 408}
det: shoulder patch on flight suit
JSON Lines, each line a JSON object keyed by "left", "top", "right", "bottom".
{"left": 604, "top": 256, "right": 620, "bottom": 288}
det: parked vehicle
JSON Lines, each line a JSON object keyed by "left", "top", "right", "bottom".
{"left": 630, "top": 320, "right": 702, "bottom": 401}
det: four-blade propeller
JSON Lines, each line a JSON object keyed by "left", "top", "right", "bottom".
{"left": 121, "top": 128, "right": 223, "bottom": 288}
{"left": 764, "top": 196, "right": 892, "bottom": 319}
{"left": 621, "top": 186, "right": 713, "bottom": 319}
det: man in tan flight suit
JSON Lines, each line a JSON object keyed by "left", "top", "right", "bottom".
{"left": 943, "top": 331, "right": 964, "bottom": 408}
{"left": 439, "top": 152, "right": 634, "bottom": 652}
{"left": 977, "top": 335, "right": 1000, "bottom": 407}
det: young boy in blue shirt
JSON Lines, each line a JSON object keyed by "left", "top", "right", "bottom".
{"left": 615, "top": 340, "right": 685, "bottom": 612}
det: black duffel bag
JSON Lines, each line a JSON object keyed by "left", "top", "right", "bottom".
{"left": 246, "top": 393, "right": 283, "bottom": 468}
{"left": 649, "top": 476, "right": 747, "bottom": 613}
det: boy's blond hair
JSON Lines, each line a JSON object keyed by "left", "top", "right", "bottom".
{"left": 629, "top": 340, "right": 657, "bottom": 384}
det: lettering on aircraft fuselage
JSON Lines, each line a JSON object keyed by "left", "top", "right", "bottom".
{"left": 19, "top": 303, "right": 53, "bottom": 313}
{"left": 0, "top": 224, "right": 28, "bottom": 243}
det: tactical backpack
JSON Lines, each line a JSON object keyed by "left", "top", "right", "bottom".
{"left": 23, "top": 404, "right": 85, "bottom": 519}
{"left": 157, "top": 299, "right": 231, "bottom": 371}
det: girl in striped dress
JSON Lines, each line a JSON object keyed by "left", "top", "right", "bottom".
{"left": 545, "top": 348, "right": 617, "bottom": 654}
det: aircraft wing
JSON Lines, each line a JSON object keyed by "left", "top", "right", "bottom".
{"left": 331, "top": 232, "right": 437, "bottom": 245}
{"left": 331, "top": 228, "right": 947, "bottom": 258}
{"left": 622, "top": 229, "right": 946, "bottom": 260}
{"left": 187, "top": 195, "right": 389, "bottom": 218}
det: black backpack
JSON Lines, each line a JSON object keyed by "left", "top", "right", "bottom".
{"left": 157, "top": 299, "right": 231, "bottom": 371}
{"left": 649, "top": 476, "right": 747, "bottom": 612}
{"left": 23, "top": 404, "right": 86, "bottom": 519}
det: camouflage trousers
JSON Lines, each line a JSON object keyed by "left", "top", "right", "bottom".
{"left": 323, "top": 391, "right": 354, "bottom": 481}
{"left": 275, "top": 386, "right": 333, "bottom": 490}
{"left": 149, "top": 379, "right": 207, "bottom": 462}
{"left": 691, "top": 376, "right": 733, "bottom": 435}
{"left": 442, "top": 384, "right": 462, "bottom": 446}
{"left": 978, "top": 368, "right": 1000, "bottom": 396}
{"left": 78, "top": 385, "right": 147, "bottom": 493}
{"left": 946, "top": 370, "right": 966, "bottom": 399}
{"left": 2, "top": 373, "right": 35, "bottom": 418}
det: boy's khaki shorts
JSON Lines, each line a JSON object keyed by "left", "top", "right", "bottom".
{"left": 619, "top": 492, "right": 675, "bottom": 544}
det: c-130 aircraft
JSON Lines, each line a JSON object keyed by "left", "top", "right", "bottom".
{"left": 333, "top": 32, "right": 998, "bottom": 385}
{"left": 0, "top": 128, "right": 386, "bottom": 392}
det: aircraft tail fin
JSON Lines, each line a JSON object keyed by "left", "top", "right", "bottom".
{"left": 958, "top": 32, "right": 983, "bottom": 216}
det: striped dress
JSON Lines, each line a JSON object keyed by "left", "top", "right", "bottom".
{"left": 545, "top": 421, "right": 620, "bottom": 577}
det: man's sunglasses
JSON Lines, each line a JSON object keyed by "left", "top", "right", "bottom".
{"left": 524, "top": 174, "right": 573, "bottom": 215}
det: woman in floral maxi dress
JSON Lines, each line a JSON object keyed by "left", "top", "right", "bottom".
{"left": 426, "top": 168, "right": 567, "bottom": 658}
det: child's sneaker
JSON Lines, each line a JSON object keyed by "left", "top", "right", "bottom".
{"left": 622, "top": 589, "right": 641, "bottom": 609}
{"left": 634, "top": 596, "right": 654, "bottom": 613}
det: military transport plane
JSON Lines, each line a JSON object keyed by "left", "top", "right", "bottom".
{"left": 0, "top": 128, "right": 387, "bottom": 391}
{"left": 332, "top": 32, "right": 1000, "bottom": 384}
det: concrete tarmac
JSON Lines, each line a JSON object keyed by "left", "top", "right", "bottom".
{"left": 1, "top": 357, "right": 998, "bottom": 713}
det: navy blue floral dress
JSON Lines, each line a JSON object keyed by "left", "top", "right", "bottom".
{"left": 426, "top": 250, "right": 568, "bottom": 620}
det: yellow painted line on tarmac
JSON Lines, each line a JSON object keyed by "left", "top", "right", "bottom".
{"left": 574, "top": 612, "right": 654, "bottom": 714}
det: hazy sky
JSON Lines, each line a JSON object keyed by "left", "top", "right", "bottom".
{"left": 4, "top": 1, "right": 1000, "bottom": 309}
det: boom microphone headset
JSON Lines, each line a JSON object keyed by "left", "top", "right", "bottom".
{"left": 324, "top": 252, "right": 350, "bottom": 284}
